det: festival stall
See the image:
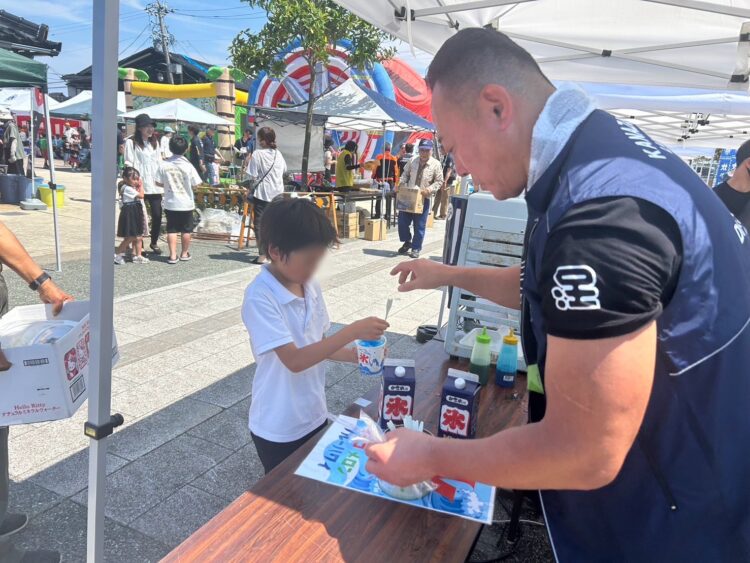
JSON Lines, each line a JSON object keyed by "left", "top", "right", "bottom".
{"left": 0, "top": 47, "right": 62, "bottom": 270}
{"left": 120, "top": 98, "right": 233, "bottom": 126}
{"left": 51, "top": 90, "right": 127, "bottom": 120}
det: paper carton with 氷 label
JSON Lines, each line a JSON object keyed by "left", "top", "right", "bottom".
{"left": 438, "top": 369, "right": 481, "bottom": 439}
{"left": 0, "top": 301, "right": 119, "bottom": 426}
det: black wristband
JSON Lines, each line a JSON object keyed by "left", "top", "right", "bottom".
{"left": 29, "top": 272, "right": 51, "bottom": 291}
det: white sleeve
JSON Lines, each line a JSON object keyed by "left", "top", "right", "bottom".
{"left": 190, "top": 165, "right": 202, "bottom": 187}
{"left": 246, "top": 153, "right": 259, "bottom": 178}
{"left": 121, "top": 185, "right": 138, "bottom": 200}
{"left": 123, "top": 139, "right": 135, "bottom": 167}
{"left": 241, "top": 291, "right": 293, "bottom": 356}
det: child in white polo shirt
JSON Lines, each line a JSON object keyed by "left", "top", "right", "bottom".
{"left": 242, "top": 198, "right": 389, "bottom": 473}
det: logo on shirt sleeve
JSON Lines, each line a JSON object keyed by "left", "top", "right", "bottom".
{"left": 551, "top": 265, "right": 601, "bottom": 311}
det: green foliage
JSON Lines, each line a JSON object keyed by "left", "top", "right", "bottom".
{"left": 230, "top": 0, "right": 395, "bottom": 87}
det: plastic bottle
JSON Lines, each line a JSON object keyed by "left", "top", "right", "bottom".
{"left": 495, "top": 328, "right": 519, "bottom": 388}
{"left": 469, "top": 327, "right": 492, "bottom": 385}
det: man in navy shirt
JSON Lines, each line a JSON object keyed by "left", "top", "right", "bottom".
{"left": 366, "top": 28, "right": 750, "bottom": 562}
{"left": 714, "top": 140, "right": 750, "bottom": 229}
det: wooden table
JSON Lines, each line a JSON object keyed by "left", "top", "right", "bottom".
{"left": 163, "top": 339, "right": 527, "bottom": 563}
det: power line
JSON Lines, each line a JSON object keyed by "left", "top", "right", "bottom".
{"left": 119, "top": 24, "right": 151, "bottom": 56}
{"left": 146, "top": 0, "right": 175, "bottom": 84}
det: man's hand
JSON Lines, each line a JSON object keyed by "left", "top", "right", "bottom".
{"left": 421, "top": 188, "right": 432, "bottom": 198}
{"left": 38, "top": 280, "right": 73, "bottom": 315}
{"left": 365, "top": 428, "right": 436, "bottom": 486}
{"left": 345, "top": 316, "right": 389, "bottom": 341}
{"left": 391, "top": 259, "right": 451, "bottom": 292}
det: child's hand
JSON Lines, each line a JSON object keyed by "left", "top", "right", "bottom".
{"left": 347, "top": 317, "right": 389, "bottom": 342}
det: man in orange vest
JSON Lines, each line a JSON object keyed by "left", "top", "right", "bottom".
{"left": 372, "top": 142, "right": 399, "bottom": 221}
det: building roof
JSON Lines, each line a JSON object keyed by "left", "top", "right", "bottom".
{"left": 63, "top": 47, "right": 216, "bottom": 91}
{"left": 0, "top": 10, "right": 61, "bottom": 57}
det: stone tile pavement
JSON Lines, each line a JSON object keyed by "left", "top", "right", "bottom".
{"left": 7, "top": 216, "right": 449, "bottom": 561}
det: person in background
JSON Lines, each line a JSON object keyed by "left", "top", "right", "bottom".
{"left": 433, "top": 151, "right": 456, "bottom": 220}
{"left": 155, "top": 135, "right": 201, "bottom": 264}
{"left": 0, "top": 221, "right": 73, "bottom": 563}
{"left": 1, "top": 114, "right": 25, "bottom": 176}
{"left": 202, "top": 126, "right": 220, "bottom": 186}
{"left": 38, "top": 133, "right": 49, "bottom": 169}
{"left": 242, "top": 198, "right": 388, "bottom": 473}
{"left": 396, "top": 139, "right": 443, "bottom": 258}
{"left": 372, "top": 142, "right": 400, "bottom": 221}
{"left": 335, "top": 140, "right": 359, "bottom": 189}
{"left": 124, "top": 114, "right": 163, "bottom": 254}
{"left": 235, "top": 129, "right": 254, "bottom": 174}
{"left": 323, "top": 137, "right": 336, "bottom": 181}
{"left": 62, "top": 122, "right": 74, "bottom": 165}
{"left": 245, "top": 126, "right": 287, "bottom": 265}
{"left": 714, "top": 139, "right": 750, "bottom": 229}
{"left": 396, "top": 142, "right": 414, "bottom": 175}
{"left": 160, "top": 126, "right": 174, "bottom": 160}
{"left": 188, "top": 125, "right": 205, "bottom": 180}
{"left": 116, "top": 124, "right": 126, "bottom": 172}
{"left": 68, "top": 130, "right": 81, "bottom": 172}
{"left": 114, "top": 166, "right": 149, "bottom": 265}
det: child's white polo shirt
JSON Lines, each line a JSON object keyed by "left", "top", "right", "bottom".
{"left": 241, "top": 266, "right": 330, "bottom": 442}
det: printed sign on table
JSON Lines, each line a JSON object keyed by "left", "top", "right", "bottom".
{"left": 295, "top": 416, "right": 496, "bottom": 524}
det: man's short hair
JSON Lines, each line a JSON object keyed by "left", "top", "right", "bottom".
{"left": 169, "top": 135, "right": 189, "bottom": 156}
{"left": 259, "top": 198, "right": 339, "bottom": 259}
{"left": 384, "top": 142, "right": 392, "bottom": 152}
{"left": 736, "top": 140, "right": 750, "bottom": 167}
{"left": 426, "top": 28, "right": 550, "bottom": 101}
{"left": 405, "top": 143, "right": 414, "bottom": 153}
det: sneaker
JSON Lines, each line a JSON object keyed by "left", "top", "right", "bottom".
{"left": 132, "top": 255, "right": 150, "bottom": 264}
{"left": 0, "top": 513, "right": 28, "bottom": 538}
{"left": 20, "top": 550, "right": 61, "bottom": 563}
{"left": 408, "top": 250, "right": 420, "bottom": 259}
{"left": 397, "top": 243, "right": 411, "bottom": 255}
{"left": 114, "top": 254, "right": 126, "bottom": 265}
{"left": 149, "top": 244, "right": 162, "bottom": 255}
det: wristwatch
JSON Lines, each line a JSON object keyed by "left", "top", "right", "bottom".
{"left": 29, "top": 272, "right": 51, "bottom": 291}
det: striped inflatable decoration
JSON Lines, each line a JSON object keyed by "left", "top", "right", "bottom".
{"left": 249, "top": 39, "right": 396, "bottom": 165}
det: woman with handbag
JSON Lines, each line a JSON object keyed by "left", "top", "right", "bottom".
{"left": 245, "top": 126, "right": 287, "bottom": 265}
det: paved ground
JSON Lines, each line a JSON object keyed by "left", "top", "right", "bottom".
{"left": 3, "top": 160, "right": 552, "bottom": 562}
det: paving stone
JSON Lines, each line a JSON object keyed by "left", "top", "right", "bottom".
{"left": 187, "top": 408, "right": 252, "bottom": 451}
{"left": 325, "top": 360, "right": 359, "bottom": 387}
{"left": 7, "top": 479, "right": 63, "bottom": 518}
{"left": 29, "top": 449, "right": 129, "bottom": 498}
{"left": 108, "top": 399, "right": 222, "bottom": 461}
{"left": 189, "top": 367, "right": 252, "bottom": 409}
{"left": 131, "top": 485, "right": 230, "bottom": 547}
{"left": 73, "top": 435, "right": 231, "bottom": 525}
{"left": 190, "top": 442, "right": 265, "bottom": 502}
{"left": 14, "top": 500, "right": 170, "bottom": 563}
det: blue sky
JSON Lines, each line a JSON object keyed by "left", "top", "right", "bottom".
{"left": 8, "top": 0, "right": 432, "bottom": 93}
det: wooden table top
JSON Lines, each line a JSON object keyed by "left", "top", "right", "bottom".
{"left": 163, "top": 339, "right": 527, "bottom": 563}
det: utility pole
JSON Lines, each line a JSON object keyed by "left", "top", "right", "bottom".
{"left": 146, "top": 0, "right": 174, "bottom": 84}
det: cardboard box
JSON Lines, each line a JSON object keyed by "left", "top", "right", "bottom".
{"left": 0, "top": 302, "right": 119, "bottom": 426}
{"left": 396, "top": 187, "right": 424, "bottom": 214}
{"left": 365, "top": 219, "right": 387, "bottom": 241}
{"left": 336, "top": 212, "right": 359, "bottom": 229}
{"left": 427, "top": 214, "right": 435, "bottom": 229}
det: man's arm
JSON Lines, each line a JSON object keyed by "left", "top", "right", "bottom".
{"left": 0, "top": 222, "right": 72, "bottom": 314}
{"left": 366, "top": 323, "right": 656, "bottom": 489}
{"left": 391, "top": 259, "right": 521, "bottom": 311}
{"left": 422, "top": 162, "right": 444, "bottom": 197}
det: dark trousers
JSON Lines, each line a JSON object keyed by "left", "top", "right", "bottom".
{"left": 374, "top": 193, "right": 392, "bottom": 221}
{"left": 251, "top": 421, "right": 327, "bottom": 474}
{"left": 6, "top": 161, "right": 23, "bottom": 176}
{"left": 398, "top": 198, "right": 431, "bottom": 251}
{"left": 144, "top": 194, "right": 163, "bottom": 247}
{"left": 252, "top": 197, "right": 269, "bottom": 255}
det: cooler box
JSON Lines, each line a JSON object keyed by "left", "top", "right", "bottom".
{"left": 0, "top": 301, "right": 119, "bottom": 426}
{"left": 38, "top": 185, "right": 65, "bottom": 208}
{"left": 15, "top": 177, "right": 33, "bottom": 202}
{"left": 0, "top": 174, "right": 17, "bottom": 203}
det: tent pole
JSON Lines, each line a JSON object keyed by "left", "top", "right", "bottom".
{"left": 380, "top": 121, "right": 387, "bottom": 224}
{"left": 28, "top": 90, "right": 35, "bottom": 179}
{"left": 42, "top": 88, "right": 62, "bottom": 272}
{"left": 87, "top": 1, "right": 119, "bottom": 561}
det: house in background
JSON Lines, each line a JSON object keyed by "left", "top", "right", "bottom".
{"left": 0, "top": 9, "right": 61, "bottom": 58}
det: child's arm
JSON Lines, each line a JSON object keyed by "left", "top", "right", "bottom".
{"left": 328, "top": 346, "right": 358, "bottom": 363}
{"left": 273, "top": 317, "right": 387, "bottom": 374}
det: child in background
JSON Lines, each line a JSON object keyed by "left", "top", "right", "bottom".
{"left": 114, "top": 167, "right": 149, "bottom": 265}
{"left": 155, "top": 135, "right": 201, "bottom": 264}
{"left": 242, "top": 198, "right": 389, "bottom": 473}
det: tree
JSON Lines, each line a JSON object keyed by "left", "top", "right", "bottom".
{"left": 230, "top": 0, "right": 395, "bottom": 181}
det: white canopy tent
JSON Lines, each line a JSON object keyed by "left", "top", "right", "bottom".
{"left": 334, "top": 0, "right": 750, "bottom": 91}
{"left": 120, "top": 98, "right": 233, "bottom": 125}
{"left": 0, "top": 88, "right": 59, "bottom": 113}
{"left": 578, "top": 82, "right": 750, "bottom": 148}
{"left": 51, "top": 90, "right": 126, "bottom": 119}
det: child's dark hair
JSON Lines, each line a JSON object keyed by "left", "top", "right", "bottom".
{"left": 259, "top": 198, "right": 338, "bottom": 259}
{"left": 169, "top": 135, "right": 189, "bottom": 155}
{"left": 118, "top": 166, "right": 140, "bottom": 194}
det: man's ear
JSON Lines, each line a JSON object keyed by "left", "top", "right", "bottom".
{"left": 479, "top": 84, "right": 513, "bottom": 132}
